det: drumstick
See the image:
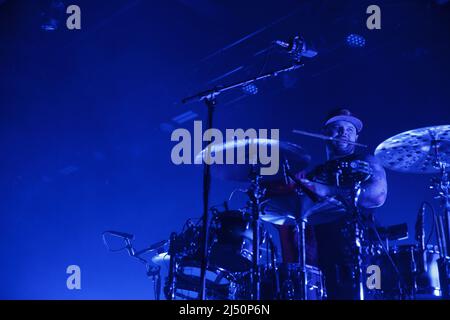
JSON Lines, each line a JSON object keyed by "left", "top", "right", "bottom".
{"left": 292, "top": 129, "right": 368, "bottom": 148}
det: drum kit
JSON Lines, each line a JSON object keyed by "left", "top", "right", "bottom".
{"left": 104, "top": 125, "right": 450, "bottom": 300}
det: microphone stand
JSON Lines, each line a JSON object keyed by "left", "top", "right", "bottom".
{"left": 182, "top": 61, "right": 305, "bottom": 300}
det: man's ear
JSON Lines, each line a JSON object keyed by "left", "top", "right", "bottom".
{"left": 355, "top": 134, "right": 359, "bottom": 141}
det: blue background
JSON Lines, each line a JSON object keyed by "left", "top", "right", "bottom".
{"left": 1, "top": 0, "right": 449, "bottom": 299}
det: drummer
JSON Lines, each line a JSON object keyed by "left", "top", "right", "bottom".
{"left": 276, "top": 108, "right": 387, "bottom": 300}
{"left": 298, "top": 108, "right": 387, "bottom": 209}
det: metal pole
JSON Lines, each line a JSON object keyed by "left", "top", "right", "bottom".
{"left": 198, "top": 98, "right": 215, "bottom": 300}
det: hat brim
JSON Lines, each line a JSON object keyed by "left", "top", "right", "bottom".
{"left": 324, "top": 115, "right": 363, "bottom": 133}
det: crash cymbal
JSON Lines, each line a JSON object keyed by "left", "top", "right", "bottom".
{"left": 195, "top": 138, "right": 311, "bottom": 182}
{"left": 375, "top": 125, "right": 450, "bottom": 173}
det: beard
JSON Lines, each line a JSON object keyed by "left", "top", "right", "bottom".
{"left": 330, "top": 141, "right": 356, "bottom": 156}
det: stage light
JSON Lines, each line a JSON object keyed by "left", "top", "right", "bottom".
{"left": 242, "top": 83, "right": 258, "bottom": 95}
{"left": 346, "top": 34, "right": 366, "bottom": 48}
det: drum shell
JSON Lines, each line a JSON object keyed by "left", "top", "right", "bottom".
{"left": 167, "top": 257, "right": 235, "bottom": 300}
{"left": 370, "top": 245, "right": 441, "bottom": 299}
{"left": 232, "top": 263, "right": 326, "bottom": 300}
{"left": 209, "top": 210, "right": 271, "bottom": 273}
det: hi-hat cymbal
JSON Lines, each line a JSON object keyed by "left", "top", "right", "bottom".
{"left": 195, "top": 138, "right": 311, "bottom": 182}
{"left": 375, "top": 125, "right": 450, "bottom": 174}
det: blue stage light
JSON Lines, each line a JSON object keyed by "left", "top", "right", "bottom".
{"left": 242, "top": 83, "right": 258, "bottom": 95}
{"left": 346, "top": 34, "right": 366, "bottom": 48}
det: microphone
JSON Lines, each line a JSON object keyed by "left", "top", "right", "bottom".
{"left": 274, "top": 35, "right": 318, "bottom": 60}
{"left": 105, "top": 230, "right": 135, "bottom": 240}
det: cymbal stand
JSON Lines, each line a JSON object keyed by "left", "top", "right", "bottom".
{"left": 246, "top": 167, "right": 266, "bottom": 300}
{"left": 347, "top": 180, "right": 366, "bottom": 300}
{"left": 430, "top": 159, "right": 450, "bottom": 299}
{"left": 282, "top": 159, "right": 307, "bottom": 300}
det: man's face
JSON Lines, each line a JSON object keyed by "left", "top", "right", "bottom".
{"left": 324, "top": 120, "right": 359, "bottom": 155}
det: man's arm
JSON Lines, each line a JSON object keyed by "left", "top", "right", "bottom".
{"left": 296, "top": 155, "right": 387, "bottom": 208}
{"left": 357, "top": 155, "right": 387, "bottom": 208}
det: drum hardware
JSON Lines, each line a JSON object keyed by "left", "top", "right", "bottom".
{"left": 376, "top": 125, "right": 450, "bottom": 299}
{"left": 430, "top": 162, "right": 450, "bottom": 298}
{"left": 103, "top": 122, "right": 450, "bottom": 300}
{"left": 102, "top": 231, "right": 164, "bottom": 300}
{"left": 181, "top": 40, "right": 315, "bottom": 298}
{"left": 373, "top": 244, "right": 442, "bottom": 299}
{"left": 246, "top": 168, "right": 265, "bottom": 300}
{"left": 272, "top": 132, "right": 373, "bottom": 299}
{"left": 334, "top": 166, "right": 371, "bottom": 300}
{"left": 280, "top": 159, "right": 317, "bottom": 300}
{"left": 167, "top": 232, "right": 178, "bottom": 300}
{"left": 375, "top": 223, "right": 409, "bottom": 242}
{"left": 191, "top": 137, "right": 311, "bottom": 299}
{"left": 328, "top": 162, "right": 378, "bottom": 300}
{"left": 157, "top": 209, "right": 279, "bottom": 300}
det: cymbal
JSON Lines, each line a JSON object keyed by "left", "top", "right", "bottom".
{"left": 195, "top": 139, "right": 311, "bottom": 182}
{"left": 261, "top": 192, "right": 347, "bottom": 226}
{"left": 375, "top": 125, "right": 450, "bottom": 173}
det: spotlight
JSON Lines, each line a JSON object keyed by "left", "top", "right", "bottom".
{"left": 242, "top": 83, "right": 258, "bottom": 95}
{"left": 346, "top": 34, "right": 366, "bottom": 48}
